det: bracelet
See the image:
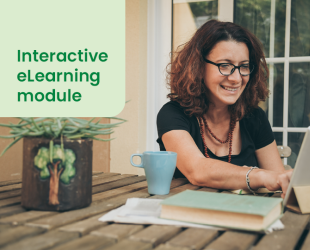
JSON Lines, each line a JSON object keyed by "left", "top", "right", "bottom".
{"left": 246, "top": 166, "right": 259, "bottom": 195}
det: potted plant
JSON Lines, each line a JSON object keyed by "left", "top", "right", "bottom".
{"left": 0, "top": 117, "right": 125, "bottom": 211}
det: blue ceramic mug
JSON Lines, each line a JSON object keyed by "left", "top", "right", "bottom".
{"left": 130, "top": 151, "right": 177, "bottom": 195}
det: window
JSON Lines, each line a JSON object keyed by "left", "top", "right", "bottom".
{"left": 235, "top": 0, "right": 310, "bottom": 167}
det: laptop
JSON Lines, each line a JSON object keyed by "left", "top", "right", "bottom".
{"left": 283, "top": 126, "right": 310, "bottom": 210}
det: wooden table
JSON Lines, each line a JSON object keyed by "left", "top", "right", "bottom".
{"left": 0, "top": 172, "right": 309, "bottom": 250}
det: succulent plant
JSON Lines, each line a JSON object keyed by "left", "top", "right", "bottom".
{"left": 0, "top": 117, "right": 126, "bottom": 156}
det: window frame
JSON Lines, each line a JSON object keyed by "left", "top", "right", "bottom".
{"left": 265, "top": 0, "right": 310, "bottom": 164}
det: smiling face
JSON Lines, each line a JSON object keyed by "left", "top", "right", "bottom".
{"left": 204, "top": 40, "right": 250, "bottom": 108}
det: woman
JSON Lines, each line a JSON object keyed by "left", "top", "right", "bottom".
{"left": 157, "top": 20, "right": 292, "bottom": 198}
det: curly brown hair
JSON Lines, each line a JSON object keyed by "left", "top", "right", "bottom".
{"left": 167, "top": 20, "right": 269, "bottom": 120}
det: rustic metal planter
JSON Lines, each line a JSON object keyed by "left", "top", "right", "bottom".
{"left": 22, "top": 137, "right": 92, "bottom": 211}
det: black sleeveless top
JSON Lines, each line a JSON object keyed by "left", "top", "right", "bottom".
{"left": 156, "top": 101, "right": 274, "bottom": 178}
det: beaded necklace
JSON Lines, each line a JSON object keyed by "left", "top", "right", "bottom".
{"left": 198, "top": 115, "right": 236, "bottom": 163}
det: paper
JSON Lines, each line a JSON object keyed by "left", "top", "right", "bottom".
{"left": 98, "top": 198, "right": 284, "bottom": 233}
{"left": 117, "top": 198, "right": 162, "bottom": 217}
{"left": 229, "top": 188, "right": 282, "bottom": 195}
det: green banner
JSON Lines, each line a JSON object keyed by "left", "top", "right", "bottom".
{"left": 0, "top": 0, "right": 125, "bottom": 116}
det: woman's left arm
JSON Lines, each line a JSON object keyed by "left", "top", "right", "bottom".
{"left": 255, "top": 140, "right": 285, "bottom": 172}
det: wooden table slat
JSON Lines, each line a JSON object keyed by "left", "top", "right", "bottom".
{"left": 92, "top": 174, "right": 136, "bottom": 186}
{"left": 0, "top": 225, "right": 46, "bottom": 248}
{"left": 49, "top": 234, "right": 115, "bottom": 250}
{"left": 92, "top": 175, "right": 146, "bottom": 194}
{"left": 104, "top": 188, "right": 151, "bottom": 203}
{"left": 0, "top": 189, "right": 21, "bottom": 200}
{"left": 0, "top": 179, "right": 22, "bottom": 187}
{"left": 0, "top": 174, "right": 119, "bottom": 189}
{"left": 92, "top": 181, "right": 148, "bottom": 202}
{"left": 0, "top": 174, "right": 134, "bottom": 205}
{"left": 0, "top": 196, "right": 21, "bottom": 208}
{"left": 91, "top": 223, "right": 144, "bottom": 241}
{"left": 58, "top": 214, "right": 108, "bottom": 236}
{"left": 0, "top": 224, "right": 14, "bottom": 233}
{"left": 169, "top": 178, "right": 189, "bottom": 189}
{"left": 92, "top": 171, "right": 116, "bottom": 178}
{"left": 91, "top": 172, "right": 120, "bottom": 181}
{"left": 253, "top": 211, "right": 310, "bottom": 250}
{"left": 104, "top": 239, "right": 153, "bottom": 250}
{"left": 203, "top": 231, "right": 259, "bottom": 250}
{"left": 92, "top": 171, "right": 103, "bottom": 175}
{"left": 0, "top": 211, "right": 57, "bottom": 226}
{"left": 130, "top": 225, "right": 182, "bottom": 247}
{"left": 25, "top": 188, "right": 150, "bottom": 230}
{"left": 1, "top": 230, "right": 79, "bottom": 250}
{"left": 0, "top": 183, "right": 22, "bottom": 193}
{"left": 150, "top": 183, "right": 197, "bottom": 200}
{"left": 166, "top": 228, "right": 219, "bottom": 250}
{"left": 93, "top": 178, "right": 188, "bottom": 203}
{"left": 155, "top": 245, "right": 191, "bottom": 250}
{"left": 0, "top": 205, "right": 26, "bottom": 219}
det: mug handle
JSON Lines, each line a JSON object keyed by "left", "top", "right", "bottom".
{"left": 130, "top": 154, "right": 143, "bottom": 168}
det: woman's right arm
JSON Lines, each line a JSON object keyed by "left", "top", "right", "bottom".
{"left": 162, "top": 129, "right": 292, "bottom": 198}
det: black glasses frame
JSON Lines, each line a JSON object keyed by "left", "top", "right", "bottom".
{"left": 203, "top": 58, "right": 254, "bottom": 76}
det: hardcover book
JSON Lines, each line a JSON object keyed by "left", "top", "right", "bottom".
{"left": 160, "top": 190, "right": 283, "bottom": 231}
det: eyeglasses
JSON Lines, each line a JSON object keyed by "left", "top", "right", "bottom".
{"left": 203, "top": 58, "right": 254, "bottom": 76}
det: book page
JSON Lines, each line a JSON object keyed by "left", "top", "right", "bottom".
{"left": 229, "top": 188, "right": 281, "bottom": 195}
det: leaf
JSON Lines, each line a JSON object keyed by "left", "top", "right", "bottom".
{"left": 62, "top": 128, "right": 80, "bottom": 134}
{"left": 66, "top": 133, "right": 85, "bottom": 139}
{"left": 95, "top": 118, "right": 102, "bottom": 125}
{"left": 87, "top": 118, "right": 96, "bottom": 124}
{"left": 91, "top": 137, "right": 115, "bottom": 142}
{"left": 65, "top": 117, "right": 84, "bottom": 127}
{"left": 0, "top": 134, "right": 24, "bottom": 139}
{"left": 0, "top": 123, "right": 24, "bottom": 128}
{"left": 80, "top": 129, "right": 114, "bottom": 135}
{"left": 31, "top": 118, "right": 42, "bottom": 131}
{"left": 0, "top": 136, "right": 23, "bottom": 157}
{"left": 28, "top": 131, "right": 45, "bottom": 136}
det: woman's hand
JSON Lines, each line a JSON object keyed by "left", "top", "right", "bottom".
{"left": 261, "top": 169, "right": 293, "bottom": 198}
